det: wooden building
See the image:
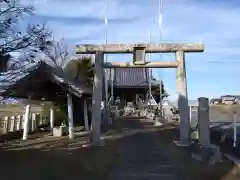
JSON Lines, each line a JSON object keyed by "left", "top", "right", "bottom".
{"left": 0, "top": 61, "right": 92, "bottom": 127}
{"left": 108, "top": 67, "right": 161, "bottom": 106}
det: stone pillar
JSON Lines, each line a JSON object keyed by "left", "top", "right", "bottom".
{"left": 135, "top": 94, "right": 138, "bottom": 111}
{"left": 91, "top": 51, "right": 104, "bottom": 144}
{"left": 22, "top": 95, "right": 31, "bottom": 140}
{"left": 0, "top": 118, "right": 4, "bottom": 134}
{"left": 31, "top": 113, "right": 36, "bottom": 132}
{"left": 110, "top": 68, "right": 114, "bottom": 104}
{"left": 84, "top": 99, "right": 89, "bottom": 131}
{"left": 10, "top": 116, "right": 15, "bottom": 132}
{"left": 6, "top": 116, "right": 10, "bottom": 132}
{"left": 104, "top": 69, "right": 108, "bottom": 124}
{"left": 145, "top": 93, "right": 148, "bottom": 106}
{"left": 21, "top": 114, "right": 24, "bottom": 129}
{"left": 16, "top": 115, "right": 22, "bottom": 131}
{"left": 67, "top": 93, "right": 74, "bottom": 139}
{"left": 2, "top": 116, "right": 9, "bottom": 134}
{"left": 50, "top": 102, "right": 55, "bottom": 129}
{"left": 176, "top": 50, "right": 190, "bottom": 144}
{"left": 198, "top": 97, "right": 210, "bottom": 146}
{"left": 189, "top": 105, "right": 192, "bottom": 123}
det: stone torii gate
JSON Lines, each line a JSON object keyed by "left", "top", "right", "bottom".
{"left": 76, "top": 43, "right": 204, "bottom": 145}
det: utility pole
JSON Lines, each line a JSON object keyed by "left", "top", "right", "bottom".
{"left": 148, "top": 31, "right": 152, "bottom": 106}
{"left": 159, "top": 79, "right": 163, "bottom": 117}
{"left": 104, "top": 0, "right": 109, "bottom": 124}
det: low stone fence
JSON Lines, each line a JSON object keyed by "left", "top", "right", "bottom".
{"left": 0, "top": 113, "right": 49, "bottom": 135}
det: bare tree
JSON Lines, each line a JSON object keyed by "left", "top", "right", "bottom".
{"left": 41, "top": 38, "right": 69, "bottom": 70}
{"left": 0, "top": 0, "right": 53, "bottom": 86}
{"left": 0, "top": 0, "right": 52, "bottom": 74}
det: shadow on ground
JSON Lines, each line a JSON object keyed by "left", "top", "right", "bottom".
{"left": 0, "top": 117, "right": 239, "bottom": 180}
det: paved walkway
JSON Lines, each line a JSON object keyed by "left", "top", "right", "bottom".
{"left": 108, "top": 118, "right": 180, "bottom": 180}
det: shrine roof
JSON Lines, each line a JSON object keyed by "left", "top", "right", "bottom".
{"left": 113, "top": 68, "right": 160, "bottom": 88}
{"left": 0, "top": 61, "right": 92, "bottom": 101}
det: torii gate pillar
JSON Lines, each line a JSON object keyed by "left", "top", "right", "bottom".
{"left": 76, "top": 43, "right": 204, "bottom": 145}
{"left": 176, "top": 50, "right": 190, "bottom": 144}
{"left": 91, "top": 52, "right": 104, "bottom": 145}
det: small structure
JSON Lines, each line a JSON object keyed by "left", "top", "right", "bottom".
{"left": 109, "top": 67, "right": 160, "bottom": 107}
{"left": 221, "top": 95, "right": 240, "bottom": 104}
{"left": 76, "top": 43, "right": 205, "bottom": 145}
{"left": 210, "top": 98, "right": 221, "bottom": 104}
{"left": 106, "top": 47, "right": 162, "bottom": 108}
{"left": 0, "top": 61, "right": 92, "bottom": 140}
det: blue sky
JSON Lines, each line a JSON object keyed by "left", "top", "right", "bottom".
{"left": 20, "top": 0, "right": 240, "bottom": 100}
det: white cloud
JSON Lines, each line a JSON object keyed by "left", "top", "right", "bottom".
{"left": 20, "top": 0, "right": 240, "bottom": 99}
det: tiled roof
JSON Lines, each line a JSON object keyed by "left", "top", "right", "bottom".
{"left": 113, "top": 68, "right": 150, "bottom": 88}
{"left": 1, "top": 61, "right": 92, "bottom": 98}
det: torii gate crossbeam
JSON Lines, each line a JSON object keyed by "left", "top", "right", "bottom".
{"left": 76, "top": 43, "right": 205, "bottom": 145}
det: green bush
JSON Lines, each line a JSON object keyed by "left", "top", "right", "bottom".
{"left": 42, "top": 102, "right": 68, "bottom": 126}
{"left": 42, "top": 103, "right": 50, "bottom": 116}
{"left": 55, "top": 102, "right": 68, "bottom": 126}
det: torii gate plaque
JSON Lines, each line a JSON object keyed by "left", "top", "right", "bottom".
{"left": 76, "top": 43, "right": 205, "bottom": 145}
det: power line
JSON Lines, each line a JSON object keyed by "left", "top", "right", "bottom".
{"left": 104, "top": 0, "right": 109, "bottom": 114}
{"left": 157, "top": 0, "right": 163, "bottom": 79}
{"left": 158, "top": 0, "right": 163, "bottom": 42}
{"left": 158, "top": 0, "right": 163, "bottom": 63}
{"left": 104, "top": 0, "right": 109, "bottom": 63}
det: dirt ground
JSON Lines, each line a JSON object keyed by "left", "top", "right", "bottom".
{"left": 0, "top": 117, "right": 240, "bottom": 180}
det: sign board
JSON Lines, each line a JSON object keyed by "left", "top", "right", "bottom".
{"left": 133, "top": 47, "right": 146, "bottom": 62}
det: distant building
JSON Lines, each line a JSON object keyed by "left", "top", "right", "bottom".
{"left": 188, "top": 100, "right": 198, "bottom": 106}
{"left": 210, "top": 98, "right": 221, "bottom": 104}
{"left": 220, "top": 95, "right": 240, "bottom": 104}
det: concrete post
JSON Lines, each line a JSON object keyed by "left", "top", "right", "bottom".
{"left": 198, "top": 97, "right": 210, "bottom": 146}
{"left": 22, "top": 95, "right": 31, "bottom": 140}
{"left": 10, "top": 116, "right": 15, "bottom": 132}
{"left": 0, "top": 118, "right": 5, "bottom": 134}
{"left": 31, "top": 113, "right": 36, "bottom": 132}
{"left": 91, "top": 51, "right": 104, "bottom": 144}
{"left": 50, "top": 102, "right": 55, "bottom": 129}
{"left": 111, "top": 68, "right": 114, "bottom": 104}
{"left": 154, "top": 79, "right": 163, "bottom": 126}
{"left": 67, "top": 93, "right": 74, "bottom": 139}
{"left": 16, "top": 115, "right": 21, "bottom": 131}
{"left": 136, "top": 94, "right": 139, "bottom": 111}
{"left": 233, "top": 111, "right": 237, "bottom": 147}
{"left": 5, "top": 116, "right": 10, "bottom": 133}
{"left": 84, "top": 99, "right": 89, "bottom": 131}
{"left": 189, "top": 105, "right": 192, "bottom": 123}
{"left": 104, "top": 69, "right": 108, "bottom": 124}
{"left": 21, "top": 114, "right": 24, "bottom": 129}
{"left": 176, "top": 50, "right": 190, "bottom": 144}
